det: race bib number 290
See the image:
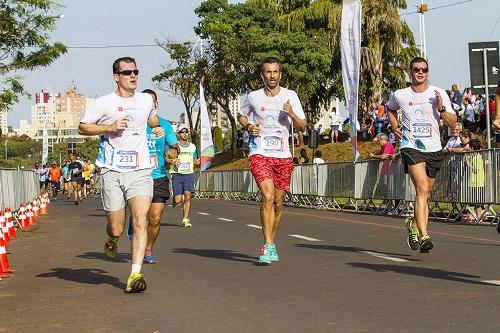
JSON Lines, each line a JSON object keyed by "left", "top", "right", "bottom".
{"left": 261, "top": 135, "right": 283, "bottom": 153}
{"left": 116, "top": 150, "right": 138, "bottom": 169}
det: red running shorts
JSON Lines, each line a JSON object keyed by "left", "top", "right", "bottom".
{"left": 248, "top": 154, "right": 294, "bottom": 191}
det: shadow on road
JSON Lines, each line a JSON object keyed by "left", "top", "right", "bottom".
{"left": 36, "top": 268, "right": 124, "bottom": 289}
{"left": 348, "top": 262, "right": 494, "bottom": 286}
{"left": 172, "top": 248, "right": 256, "bottom": 263}
{"left": 76, "top": 251, "right": 130, "bottom": 263}
{"left": 295, "top": 244, "right": 420, "bottom": 261}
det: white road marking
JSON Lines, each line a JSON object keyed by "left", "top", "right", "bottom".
{"left": 217, "top": 217, "right": 234, "bottom": 222}
{"left": 246, "top": 224, "right": 262, "bottom": 229}
{"left": 197, "top": 212, "right": 210, "bottom": 216}
{"left": 482, "top": 280, "right": 500, "bottom": 286}
{"left": 289, "top": 234, "right": 321, "bottom": 242}
{"left": 358, "top": 251, "right": 409, "bottom": 263}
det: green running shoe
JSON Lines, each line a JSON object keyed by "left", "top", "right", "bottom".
{"left": 104, "top": 237, "right": 118, "bottom": 259}
{"left": 258, "top": 244, "right": 273, "bottom": 264}
{"left": 182, "top": 218, "right": 192, "bottom": 227}
{"left": 269, "top": 244, "right": 279, "bottom": 262}
{"left": 124, "top": 272, "right": 147, "bottom": 293}
{"left": 404, "top": 217, "right": 420, "bottom": 251}
{"left": 419, "top": 235, "right": 434, "bottom": 253}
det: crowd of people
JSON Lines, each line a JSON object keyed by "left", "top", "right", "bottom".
{"left": 33, "top": 155, "right": 98, "bottom": 203}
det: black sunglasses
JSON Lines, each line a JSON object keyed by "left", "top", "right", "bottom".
{"left": 412, "top": 67, "right": 429, "bottom": 73}
{"left": 179, "top": 130, "right": 189, "bottom": 134}
{"left": 116, "top": 69, "right": 139, "bottom": 76}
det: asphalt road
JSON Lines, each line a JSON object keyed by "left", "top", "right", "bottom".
{"left": 1, "top": 196, "right": 500, "bottom": 333}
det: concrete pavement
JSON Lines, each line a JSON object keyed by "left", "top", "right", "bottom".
{"left": 1, "top": 196, "right": 500, "bottom": 332}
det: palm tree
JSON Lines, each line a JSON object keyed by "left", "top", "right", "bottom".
{"left": 248, "top": 0, "right": 418, "bottom": 121}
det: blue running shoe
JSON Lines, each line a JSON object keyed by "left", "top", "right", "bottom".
{"left": 269, "top": 244, "right": 279, "bottom": 262}
{"left": 258, "top": 244, "right": 273, "bottom": 264}
{"left": 143, "top": 253, "right": 158, "bottom": 264}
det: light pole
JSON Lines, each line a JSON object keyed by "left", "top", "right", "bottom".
{"left": 417, "top": 1, "right": 428, "bottom": 59}
{"left": 4, "top": 139, "right": 8, "bottom": 160}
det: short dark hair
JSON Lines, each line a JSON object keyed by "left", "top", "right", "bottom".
{"left": 261, "top": 57, "right": 282, "bottom": 73}
{"left": 141, "top": 89, "right": 157, "bottom": 100}
{"left": 469, "top": 139, "right": 481, "bottom": 151}
{"left": 409, "top": 57, "right": 428, "bottom": 69}
{"left": 113, "top": 57, "right": 136, "bottom": 74}
{"left": 314, "top": 150, "right": 322, "bottom": 158}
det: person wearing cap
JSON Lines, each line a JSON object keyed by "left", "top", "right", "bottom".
{"left": 166, "top": 127, "right": 199, "bottom": 227}
{"left": 48, "top": 161, "right": 62, "bottom": 199}
{"left": 368, "top": 133, "right": 396, "bottom": 160}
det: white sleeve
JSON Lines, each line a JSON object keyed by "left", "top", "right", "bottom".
{"left": 290, "top": 91, "right": 306, "bottom": 120}
{"left": 80, "top": 99, "right": 103, "bottom": 124}
{"left": 239, "top": 95, "right": 252, "bottom": 118}
{"left": 386, "top": 92, "right": 399, "bottom": 111}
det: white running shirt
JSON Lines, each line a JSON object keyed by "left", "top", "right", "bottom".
{"left": 387, "top": 86, "right": 453, "bottom": 153}
{"left": 80, "top": 92, "right": 156, "bottom": 172}
{"left": 239, "top": 87, "right": 306, "bottom": 158}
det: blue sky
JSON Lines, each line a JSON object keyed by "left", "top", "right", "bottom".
{"left": 8, "top": 0, "right": 500, "bottom": 127}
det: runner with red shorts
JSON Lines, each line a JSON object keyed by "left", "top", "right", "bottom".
{"left": 238, "top": 57, "right": 307, "bottom": 264}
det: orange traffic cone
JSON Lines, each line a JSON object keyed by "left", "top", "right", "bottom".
{"left": 17, "top": 206, "right": 28, "bottom": 229}
{"left": 32, "top": 200, "right": 40, "bottom": 217}
{"left": 0, "top": 212, "right": 9, "bottom": 245}
{"left": 39, "top": 201, "right": 47, "bottom": 215}
{"left": 26, "top": 209, "right": 36, "bottom": 225}
{"left": 4, "top": 208, "right": 15, "bottom": 238}
{"left": 0, "top": 234, "right": 13, "bottom": 275}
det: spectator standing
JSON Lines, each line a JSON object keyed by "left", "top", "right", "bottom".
{"left": 299, "top": 148, "right": 309, "bottom": 164}
{"left": 368, "top": 133, "right": 395, "bottom": 160}
{"left": 330, "top": 107, "right": 341, "bottom": 143}
{"left": 464, "top": 139, "right": 485, "bottom": 222}
{"left": 449, "top": 129, "right": 471, "bottom": 153}
{"left": 462, "top": 99, "right": 476, "bottom": 130}
{"left": 451, "top": 84, "right": 462, "bottom": 107}
{"left": 494, "top": 81, "right": 500, "bottom": 131}
{"left": 443, "top": 123, "right": 462, "bottom": 152}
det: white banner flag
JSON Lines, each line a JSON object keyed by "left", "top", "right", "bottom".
{"left": 199, "top": 81, "right": 214, "bottom": 171}
{"left": 42, "top": 126, "right": 48, "bottom": 165}
{"left": 341, "top": 0, "right": 362, "bottom": 161}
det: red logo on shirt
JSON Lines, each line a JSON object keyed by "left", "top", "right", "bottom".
{"left": 260, "top": 107, "right": 265, "bottom": 112}
{"left": 118, "top": 107, "right": 123, "bottom": 112}
{"left": 408, "top": 102, "right": 413, "bottom": 106}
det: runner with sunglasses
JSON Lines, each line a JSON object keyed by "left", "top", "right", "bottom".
{"left": 167, "top": 127, "right": 199, "bottom": 227}
{"left": 78, "top": 56, "right": 165, "bottom": 293}
{"left": 387, "top": 56, "right": 456, "bottom": 253}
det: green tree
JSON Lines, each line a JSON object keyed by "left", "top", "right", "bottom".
{"left": 152, "top": 41, "right": 203, "bottom": 146}
{"left": 248, "top": 0, "right": 418, "bottom": 121}
{"left": 195, "top": 0, "right": 331, "bottom": 156}
{"left": 0, "top": 0, "right": 67, "bottom": 111}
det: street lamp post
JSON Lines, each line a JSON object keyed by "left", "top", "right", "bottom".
{"left": 418, "top": 1, "right": 428, "bottom": 59}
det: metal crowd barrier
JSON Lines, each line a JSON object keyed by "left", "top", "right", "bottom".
{"left": 195, "top": 149, "right": 500, "bottom": 224}
{"left": 0, "top": 168, "right": 39, "bottom": 211}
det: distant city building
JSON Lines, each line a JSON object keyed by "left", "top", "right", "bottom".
{"left": 26, "top": 84, "right": 96, "bottom": 149}
{"left": 0, "top": 111, "right": 7, "bottom": 136}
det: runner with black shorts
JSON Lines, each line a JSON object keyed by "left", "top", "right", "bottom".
{"left": 142, "top": 89, "right": 179, "bottom": 264}
{"left": 387, "top": 56, "right": 456, "bottom": 253}
{"left": 68, "top": 153, "right": 84, "bottom": 205}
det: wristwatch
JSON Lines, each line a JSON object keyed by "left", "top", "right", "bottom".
{"left": 245, "top": 123, "right": 253, "bottom": 131}
{"left": 438, "top": 106, "right": 446, "bottom": 113}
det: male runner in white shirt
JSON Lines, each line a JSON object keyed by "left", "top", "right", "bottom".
{"left": 238, "top": 57, "right": 307, "bottom": 264}
{"left": 78, "top": 56, "right": 167, "bottom": 293}
{"left": 387, "top": 56, "right": 456, "bottom": 253}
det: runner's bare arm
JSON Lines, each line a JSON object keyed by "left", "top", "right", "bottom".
{"left": 386, "top": 108, "right": 402, "bottom": 138}
{"left": 147, "top": 114, "right": 164, "bottom": 138}
{"left": 283, "top": 100, "right": 307, "bottom": 132}
{"left": 78, "top": 117, "right": 128, "bottom": 135}
{"left": 434, "top": 90, "right": 457, "bottom": 128}
{"left": 238, "top": 114, "right": 261, "bottom": 136}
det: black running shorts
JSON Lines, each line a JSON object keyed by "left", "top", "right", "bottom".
{"left": 401, "top": 148, "right": 444, "bottom": 179}
{"left": 152, "top": 176, "right": 170, "bottom": 203}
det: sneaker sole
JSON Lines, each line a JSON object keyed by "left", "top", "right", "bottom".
{"left": 124, "top": 276, "right": 147, "bottom": 293}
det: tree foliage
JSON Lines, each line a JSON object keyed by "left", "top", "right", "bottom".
{"left": 0, "top": 0, "right": 67, "bottom": 112}
{"left": 152, "top": 41, "right": 203, "bottom": 145}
